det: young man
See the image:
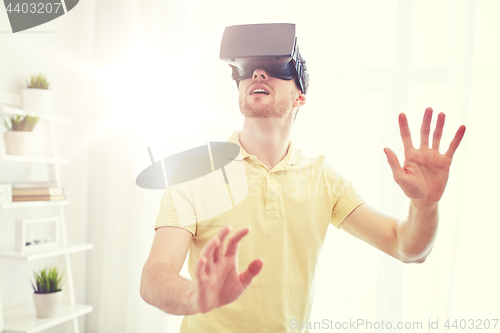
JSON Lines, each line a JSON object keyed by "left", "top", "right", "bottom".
{"left": 140, "top": 50, "right": 466, "bottom": 332}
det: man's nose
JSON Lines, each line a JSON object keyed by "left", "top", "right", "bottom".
{"left": 252, "top": 68, "right": 269, "bottom": 80}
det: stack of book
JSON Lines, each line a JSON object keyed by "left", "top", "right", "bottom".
{"left": 12, "top": 182, "right": 65, "bottom": 202}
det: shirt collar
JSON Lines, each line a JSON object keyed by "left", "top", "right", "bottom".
{"left": 226, "top": 130, "right": 305, "bottom": 167}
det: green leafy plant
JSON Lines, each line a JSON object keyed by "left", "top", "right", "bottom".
{"left": 31, "top": 266, "right": 64, "bottom": 294}
{"left": 1, "top": 114, "right": 40, "bottom": 131}
{"left": 25, "top": 73, "right": 50, "bottom": 90}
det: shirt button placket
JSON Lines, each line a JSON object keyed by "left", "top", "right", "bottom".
{"left": 266, "top": 172, "right": 279, "bottom": 221}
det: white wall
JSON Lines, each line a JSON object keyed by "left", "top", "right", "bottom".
{"left": 0, "top": 1, "right": 96, "bottom": 332}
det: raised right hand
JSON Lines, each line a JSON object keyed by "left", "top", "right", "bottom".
{"left": 188, "top": 225, "right": 264, "bottom": 313}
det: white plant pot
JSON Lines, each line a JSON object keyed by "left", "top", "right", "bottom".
{"left": 22, "top": 88, "right": 53, "bottom": 114}
{"left": 3, "top": 131, "right": 36, "bottom": 156}
{"left": 33, "top": 290, "right": 64, "bottom": 318}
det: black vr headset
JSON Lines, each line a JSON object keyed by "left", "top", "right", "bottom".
{"left": 219, "top": 23, "right": 306, "bottom": 94}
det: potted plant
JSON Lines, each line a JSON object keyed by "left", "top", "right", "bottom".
{"left": 2, "top": 114, "right": 40, "bottom": 156}
{"left": 22, "top": 73, "right": 53, "bottom": 114}
{"left": 31, "top": 266, "right": 65, "bottom": 318}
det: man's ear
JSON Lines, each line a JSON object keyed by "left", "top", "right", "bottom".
{"left": 293, "top": 91, "right": 306, "bottom": 109}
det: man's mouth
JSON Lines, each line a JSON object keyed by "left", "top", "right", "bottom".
{"left": 250, "top": 88, "right": 270, "bottom": 95}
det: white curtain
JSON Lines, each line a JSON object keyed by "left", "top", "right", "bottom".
{"left": 86, "top": 0, "right": 500, "bottom": 332}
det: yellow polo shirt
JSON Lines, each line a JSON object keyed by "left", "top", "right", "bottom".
{"left": 155, "top": 130, "right": 365, "bottom": 333}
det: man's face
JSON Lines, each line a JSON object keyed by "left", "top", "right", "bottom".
{"left": 238, "top": 68, "right": 306, "bottom": 119}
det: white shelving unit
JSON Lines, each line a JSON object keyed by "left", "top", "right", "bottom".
{"left": 0, "top": 201, "right": 69, "bottom": 209}
{"left": 0, "top": 243, "right": 93, "bottom": 262}
{"left": 2, "top": 305, "right": 92, "bottom": 333}
{"left": 0, "top": 105, "right": 70, "bottom": 124}
{"left": 0, "top": 101, "right": 92, "bottom": 333}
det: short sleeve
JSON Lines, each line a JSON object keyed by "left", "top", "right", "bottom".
{"left": 327, "top": 166, "right": 365, "bottom": 229}
{"left": 155, "top": 182, "right": 197, "bottom": 236}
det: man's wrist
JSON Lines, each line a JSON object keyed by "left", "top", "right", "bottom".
{"left": 410, "top": 198, "right": 439, "bottom": 211}
{"left": 183, "top": 281, "right": 200, "bottom": 315}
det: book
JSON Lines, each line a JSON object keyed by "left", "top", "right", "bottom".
{"left": 12, "top": 195, "right": 65, "bottom": 202}
{"left": 12, "top": 188, "right": 64, "bottom": 196}
{"left": 13, "top": 182, "right": 59, "bottom": 189}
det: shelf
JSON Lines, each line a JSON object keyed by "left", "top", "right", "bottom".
{"left": 0, "top": 200, "right": 69, "bottom": 209}
{"left": 0, "top": 92, "right": 85, "bottom": 333}
{"left": 0, "top": 105, "right": 70, "bottom": 124}
{"left": 0, "top": 155, "right": 69, "bottom": 164}
{"left": 0, "top": 242, "right": 93, "bottom": 261}
{"left": 3, "top": 304, "right": 92, "bottom": 333}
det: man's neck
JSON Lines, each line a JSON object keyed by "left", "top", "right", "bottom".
{"left": 238, "top": 113, "right": 294, "bottom": 170}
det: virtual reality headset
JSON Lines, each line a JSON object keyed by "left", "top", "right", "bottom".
{"left": 219, "top": 23, "right": 306, "bottom": 93}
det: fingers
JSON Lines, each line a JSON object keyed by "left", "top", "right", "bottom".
{"left": 199, "top": 225, "right": 232, "bottom": 276}
{"left": 225, "top": 226, "right": 251, "bottom": 257}
{"left": 383, "top": 148, "right": 403, "bottom": 181}
{"left": 432, "top": 112, "right": 445, "bottom": 151}
{"left": 195, "top": 256, "right": 208, "bottom": 282}
{"left": 412, "top": 109, "right": 465, "bottom": 158}
{"left": 213, "top": 226, "right": 232, "bottom": 264}
{"left": 399, "top": 113, "right": 414, "bottom": 151}
{"left": 197, "top": 225, "right": 250, "bottom": 278}
{"left": 199, "top": 237, "right": 219, "bottom": 276}
{"left": 239, "top": 258, "right": 264, "bottom": 288}
{"left": 420, "top": 107, "right": 433, "bottom": 148}
{"left": 445, "top": 125, "right": 466, "bottom": 159}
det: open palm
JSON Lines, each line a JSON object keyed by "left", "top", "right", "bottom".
{"left": 384, "top": 107, "right": 466, "bottom": 203}
{"left": 189, "top": 226, "right": 264, "bottom": 313}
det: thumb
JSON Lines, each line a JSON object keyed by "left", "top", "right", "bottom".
{"left": 239, "top": 258, "right": 264, "bottom": 287}
{"left": 384, "top": 148, "right": 403, "bottom": 180}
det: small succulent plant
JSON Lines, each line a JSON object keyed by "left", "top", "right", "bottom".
{"left": 26, "top": 73, "right": 50, "bottom": 90}
{"left": 31, "top": 266, "right": 64, "bottom": 294}
{"left": 1, "top": 114, "right": 40, "bottom": 131}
